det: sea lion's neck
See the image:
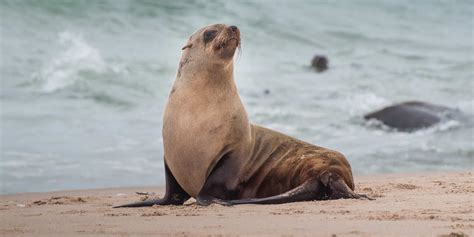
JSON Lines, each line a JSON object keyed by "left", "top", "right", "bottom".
{"left": 176, "top": 62, "right": 237, "bottom": 92}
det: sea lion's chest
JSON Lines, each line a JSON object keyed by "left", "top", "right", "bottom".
{"left": 162, "top": 87, "right": 248, "bottom": 197}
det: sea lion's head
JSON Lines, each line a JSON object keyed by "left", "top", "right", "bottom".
{"left": 180, "top": 24, "right": 241, "bottom": 68}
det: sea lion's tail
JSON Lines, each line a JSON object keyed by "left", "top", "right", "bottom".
{"left": 113, "top": 199, "right": 162, "bottom": 208}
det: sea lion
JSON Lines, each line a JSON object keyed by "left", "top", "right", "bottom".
{"left": 364, "top": 101, "right": 458, "bottom": 132}
{"left": 114, "top": 24, "right": 370, "bottom": 208}
{"left": 311, "top": 55, "right": 328, "bottom": 72}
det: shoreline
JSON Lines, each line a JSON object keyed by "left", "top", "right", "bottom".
{"left": 1, "top": 172, "right": 472, "bottom": 236}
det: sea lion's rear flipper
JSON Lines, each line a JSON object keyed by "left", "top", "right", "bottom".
{"left": 320, "top": 171, "right": 374, "bottom": 200}
{"left": 113, "top": 162, "right": 190, "bottom": 208}
{"left": 199, "top": 178, "right": 322, "bottom": 205}
{"left": 201, "top": 171, "right": 373, "bottom": 206}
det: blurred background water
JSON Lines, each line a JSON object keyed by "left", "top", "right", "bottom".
{"left": 1, "top": 0, "right": 473, "bottom": 194}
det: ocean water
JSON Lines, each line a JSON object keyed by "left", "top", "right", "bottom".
{"left": 1, "top": 0, "right": 473, "bottom": 194}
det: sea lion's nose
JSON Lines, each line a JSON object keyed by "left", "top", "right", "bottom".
{"left": 230, "top": 25, "right": 238, "bottom": 32}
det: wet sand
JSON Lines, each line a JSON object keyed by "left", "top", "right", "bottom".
{"left": 1, "top": 172, "right": 472, "bottom": 237}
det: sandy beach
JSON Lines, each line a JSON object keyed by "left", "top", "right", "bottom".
{"left": 1, "top": 172, "right": 472, "bottom": 237}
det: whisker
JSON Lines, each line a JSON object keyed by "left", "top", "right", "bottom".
{"left": 235, "top": 43, "right": 242, "bottom": 63}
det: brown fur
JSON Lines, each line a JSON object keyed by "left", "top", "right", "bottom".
{"left": 237, "top": 125, "right": 354, "bottom": 199}
{"left": 163, "top": 24, "right": 355, "bottom": 200}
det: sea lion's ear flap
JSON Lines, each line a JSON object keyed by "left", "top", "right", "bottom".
{"left": 181, "top": 43, "right": 193, "bottom": 50}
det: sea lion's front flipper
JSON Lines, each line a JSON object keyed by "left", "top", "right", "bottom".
{"left": 195, "top": 196, "right": 232, "bottom": 206}
{"left": 113, "top": 161, "right": 190, "bottom": 208}
{"left": 201, "top": 178, "right": 322, "bottom": 205}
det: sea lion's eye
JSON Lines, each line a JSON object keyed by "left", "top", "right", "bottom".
{"left": 203, "top": 30, "right": 217, "bottom": 43}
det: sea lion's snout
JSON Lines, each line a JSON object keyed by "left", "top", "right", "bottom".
{"left": 211, "top": 24, "right": 240, "bottom": 59}
{"left": 229, "top": 25, "right": 238, "bottom": 33}
{"left": 228, "top": 25, "right": 240, "bottom": 46}
{"left": 230, "top": 25, "right": 240, "bottom": 36}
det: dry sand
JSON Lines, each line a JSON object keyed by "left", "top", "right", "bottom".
{"left": 1, "top": 172, "right": 472, "bottom": 237}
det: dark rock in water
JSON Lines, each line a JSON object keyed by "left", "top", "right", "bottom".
{"left": 364, "top": 101, "right": 458, "bottom": 132}
{"left": 264, "top": 89, "right": 270, "bottom": 95}
{"left": 311, "top": 55, "right": 328, "bottom": 72}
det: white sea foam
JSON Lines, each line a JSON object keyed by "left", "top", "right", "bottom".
{"left": 414, "top": 120, "right": 461, "bottom": 134}
{"left": 34, "top": 31, "right": 106, "bottom": 93}
{"left": 346, "top": 93, "right": 389, "bottom": 116}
